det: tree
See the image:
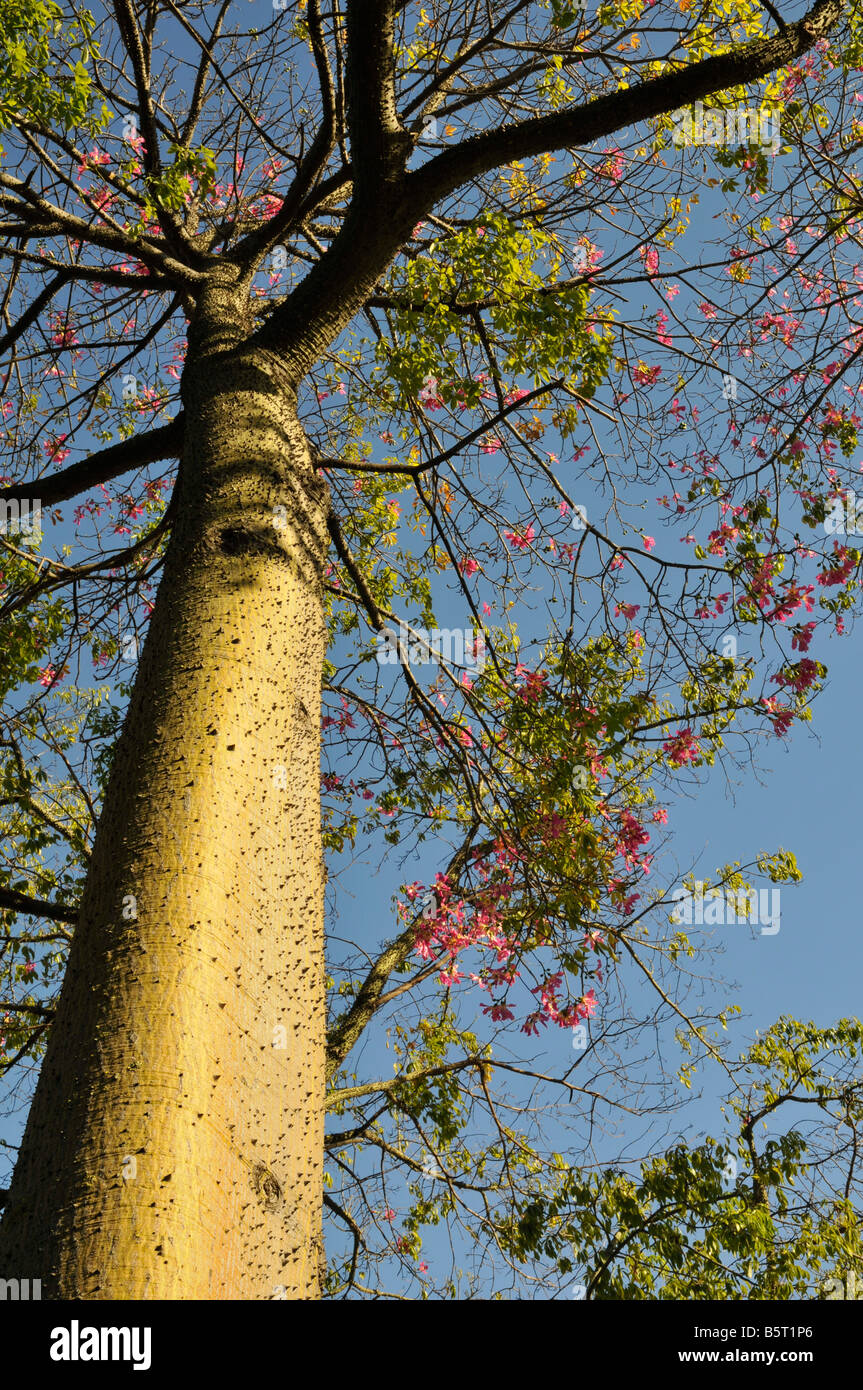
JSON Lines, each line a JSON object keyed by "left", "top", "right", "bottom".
{"left": 0, "top": 0, "right": 861, "bottom": 1299}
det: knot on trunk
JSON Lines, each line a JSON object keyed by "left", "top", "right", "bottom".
{"left": 251, "top": 1163, "right": 283, "bottom": 1212}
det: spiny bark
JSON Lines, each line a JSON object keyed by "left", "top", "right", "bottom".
{"left": 0, "top": 289, "right": 329, "bottom": 1299}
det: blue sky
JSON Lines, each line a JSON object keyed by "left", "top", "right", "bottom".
{"left": 1, "top": 1, "right": 860, "bottom": 1296}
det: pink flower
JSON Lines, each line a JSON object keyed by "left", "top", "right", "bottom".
{"left": 516, "top": 667, "right": 548, "bottom": 703}
{"left": 761, "top": 696, "right": 794, "bottom": 736}
{"left": 418, "top": 375, "right": 443, "bottom": 410}
{"left": 76, "top": 147, "right": 110, "bottom": 178}
{"left": 816, "top": 543, "right": 855, "bottom": 589}
{"left": 791, "top": 621, "right": 816, "bottom": 652}
{"left": 43, "top": 435, "right": 70, "bottom": 464}
{"left": 772, "top": 658, "right": 819, "bottom": 694}
{"left": 49, "top": 315, "right": 78, "bottom": 348}
{"left": 504, "top": 387, "right": 530, "bottom": 406}
{"left": 578, "top": 989, "right": 598, "bottom": 1019}
{"left": 597, "top": 148, "right": 625, "bottom": 181}
{"left": 663, "top": 727, "right": 700, "bottom": 766}
{"left": 640, "top": 245, "right": 659, "bottom": 276}
{"left": 505, "top": 526, "right": 535, "bottom": 550}
{"left": 38, "top": 663, "right": 68, "bottom": 689}
{"left": 573, "top": 237, "right": 603, "bottom": 274}
{"left": 481, "top": 1001, "right": 516, "bottom": 1021}
{"left": 618, "top": 809, "right": 650, "bottom": 860}
{"left": 642, "top": 535, "right": 656, "bottom": 551}
{"left": 459, "top": 556, "right": 480, "bottom": 576}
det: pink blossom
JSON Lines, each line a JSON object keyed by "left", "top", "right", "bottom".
{"left": 505, "top": 526, "right": 535, "bottom": 550}
{"left": 596, "top": 148, "right": 625, "bottom": 181}
{"left": 481, "top": 1001, "right": 515, "bottom": 1021}
{"left": 504, "top": 387, "right": 530, "bottom": 406}
{"left": 761, "top": 696, "right": 794, "bottom": 736}
{"left": 77, "top": 147, "right": 110, "bottom": 178}
{"left": 43, "top": 435, "right": 70, "bottom": 464}
{"left": 663, "top": 727, "right": 700, "bottom": 766}
{"left": 791, "top": 621, "right": 816, "bottom": 652}
{"left": 578, "top": 989, "right": 598, "bottom": 1019}
{"left": 772, "top": 658, "right": 819, "bottom": 694}
{"left": 418, "top": 375, "right": 443, "bottom": 410}
{"left": 38, "top": 663, "right": 67, "bottom": 689}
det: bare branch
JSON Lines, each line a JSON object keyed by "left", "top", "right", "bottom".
{"left": 0, "top": 887, "right": 77, "bottom": 924}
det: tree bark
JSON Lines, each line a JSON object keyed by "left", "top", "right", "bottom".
{"left": 0, "top": 286, "right": 330, "bottom": 1299}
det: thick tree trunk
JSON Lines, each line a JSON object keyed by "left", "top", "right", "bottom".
{"left": 0, "top": 294, "right": 330, "bottom": 1298}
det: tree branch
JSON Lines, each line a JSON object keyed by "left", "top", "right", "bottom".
{"left": 0, "top": 886, "right": 78, "bottom": 925}
{"left": 0, "top": 415, "right": 184, "bottom": 510}
{"left": 0, "top": 1000, "right": 56, "bottom": 1017}
{"left": 345, "top": 0, "right": 410, "bottom": 188}
{"left": 325, "top": 835, "right": 480, "bottom": 1079}
{"left": 257, "top": 0, "right": 842, "bottom": 379}
{"left": 405, "top": 0, "right": 842, "bottom": 212}
{"left": 0, "top": 270, "right": 69, "bottom": 357}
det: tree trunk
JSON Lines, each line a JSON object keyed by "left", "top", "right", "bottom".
{"left": 0, "top": 293, "right": 330, "bottom": 1299}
